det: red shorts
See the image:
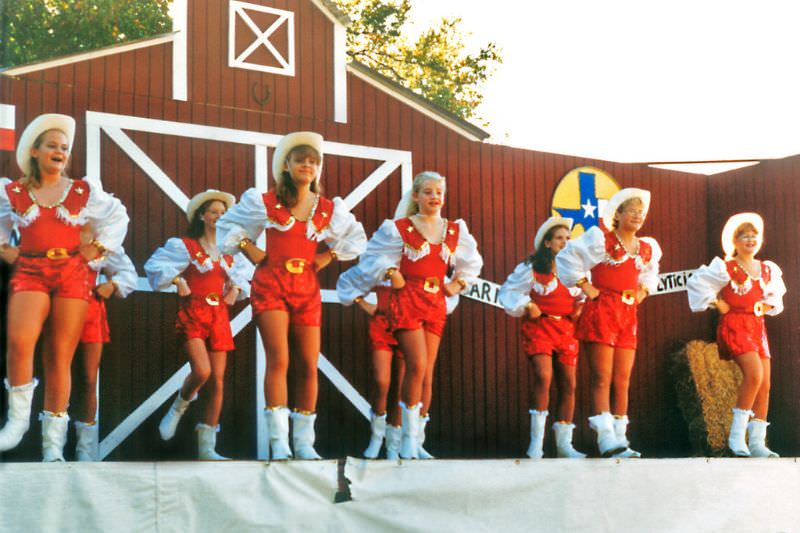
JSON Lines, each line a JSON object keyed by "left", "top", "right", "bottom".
{"left": 389, "top": 282, "right": 446, "bottom": 337}
{"left": 717, "top": 312, "right": 771, "bottom": 360}
{"left": 10, "top": 254, "right": 91, "bottom": 301}
{"left": 176, "top": 296, "right": 234, "bottom": 352}
{"left": 521, "top": 315, "right": 579, "bottom": 366}
{"left": 80, "top": 296, "right": 110, "bottom": 344}
{"left": 576, "top": 290, "right": 638, "bottom": 350}
{"left": 250, "top": 263, "right": 321, "bottom": 327}
{"left": 369, "top": 312, "right": 399, "bottom": 352}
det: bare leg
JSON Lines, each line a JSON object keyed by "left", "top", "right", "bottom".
{"left": 387, "top": 354, "right": 405, "bottom": 426}
{"left": 610, "top": 348, "right": 636, "bottom": 416}
{"left": 419, "top": 331, "right": 442, "bottom": 417}
{"left": 256, "top": 310, "right": 291, "bottom": 407}
{"left": 554, "top": 361, "right": 577, "bottom": 422}
{"left": 77, "top": 342, "right": 103, "bottom": 422}
{"left": 6, "top": 292, "right": 51, "bottom": 386}
{"left": 751, "top": 358, "right": 771, "bottom": 420}
{"left": 201, "top": 350, "right": 228, "bottom": 426}
{"left": 395, "top": 328, "right": 427, "bottom": 406}
{"left": 370, "top": 349, "right": 394, "bottom": 414}
{"left": 586, "top": 342, "right": 614, "bottom": 414}
{"left": 528, "top": 354, "right": 553, "bottom": 412}
{"left": 290, "top": 325, "right": 321, "bottom": 412}
{"left": 734, "top": 351, "right": 764, "bottom": 412}
{"left": 43, "top": 297, "right": 88, "bottom": 412}
{"left": 181, "top": 338, "right": 212, "bottom": 401}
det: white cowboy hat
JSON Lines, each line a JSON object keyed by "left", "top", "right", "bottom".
{"left": 721, "top": 212, "right": 763, "bottom": 259}
{"left": 186, "top": 189, "right": 236, "bottom": 222}
{"left": 602, "top": 187, "right": 651, "bottom": 230}
{"left": 272, "top": 131, "right": 324, "bottom": 183}
{"left": 534, "top": 217, "right": 573, "bottom": 251}
{"left": 16, "top": 113, "right": 76, "bottom": 176}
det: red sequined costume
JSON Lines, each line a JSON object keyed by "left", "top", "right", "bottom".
{"left": 80, "top": 250, "right": 138, "bottom": 344}
{"left": 145, "top": 237, "right": 252, "bottom": 352}
{"left": 556, "top": 224, "right": 662, "bottom": 350}
{"left": 0, "top": 178, "right": 130, "bottom": 301}
{"left": 500, "top": 264, "right": 583, "bottom": 366}
{"left": 687, "top": 256, "right": 786, "bottom": 360}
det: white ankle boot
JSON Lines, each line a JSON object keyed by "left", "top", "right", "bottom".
{"left": 363, "top": 410, "right": 386, "bottom": 459}
{"left": 75, "top": 421, "right": 99, "bottom": 461}
{"left": 40, "top": 411, "right": 69, "bottom": 462}
{"left": 747, "top": 419, "right": 778, "bottom": 458}
{"left": 729, "top": 408, "right": 752, "bottom": 457}
{"left": 612, "top": 415, "right": 641, "bottom": 458}
{"left": 417, "top": 414, "right": 434, "bottom": 460}
{"left": 552, "top": 422, "right": 586, "bottom": 458}
{"left": 588, "top": 412, "right": 625, "bottom": 457}
{"left": 196, "top": 423, "right": 230, "bottom": 460}
{"left": 0, "top": 378, "right": 38, "bottom": 452}
{"left": 264, "top": 407, "right": 292, "bottom": 460}
{"left": 385, "top": 425, "right": 402, "bottom": 460}
{"left": 291, "top": 411, "right": 322, "bottom": 460}
{"left": 159, "top": 393, "right": 193, "bottom": 441}
{"left": 400, "top": 402, "right": 420, "bottom": 459}
{"left": 527, "top": 409, "right": 548, "bottom": 459}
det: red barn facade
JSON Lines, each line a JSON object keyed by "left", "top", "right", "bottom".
{"left": 0, "top": 0, "right": 796, "bottom": 461}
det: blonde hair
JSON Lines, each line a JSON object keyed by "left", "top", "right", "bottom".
{"left": 732, "top": 222, "right": 759, "bottom": 257}
{"left": 612, "top": 197, "right": 644, "bottom": 229}
{"left": 405, "top": 171, "right": 446, "bottom": 217}
{"left": 22, "top": 128, "right": 70, "bottom": 187}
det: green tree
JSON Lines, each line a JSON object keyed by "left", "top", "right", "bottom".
{"left": 1, "top": 0, "right": 171, "bottom": 68}
{"left": 334, "top": 0, "right": 501, "bottom": 120}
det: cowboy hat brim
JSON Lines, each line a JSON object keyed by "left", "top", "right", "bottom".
{"left": 602, "top": 188, "right": 651, "bottom": 230}
{"left": 534, "top": 217, "right": 574, "bottom": 251}
{"left": 16, "top": 114, "right": 76, "bottom": 177}
{"left": 721, "top": 212, "right": 764, "bottom": 259}
{"left": 186, "top": 189, "right": 236, "bottom": 222}
{"left": 271, "top": 131, "right": 324, "bottom": 183}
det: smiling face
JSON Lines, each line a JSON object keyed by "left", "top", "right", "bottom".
{"left": 614, "top": 197, "right": 645, "bottom": 232}
{"left": 412, "top": 178, "right": 445, "bottom": 216}
{"left": 200, "top": 200, "right": 227, "bottom": 230}
{"left": 733, "top": 222, "right": 759, "bottom": 257}
{"left": 544, "top": 226, "right": 570, "bottom": 254}
{"left": 30, "top": 129, "right": 69, "bottom": 176}
{"left": 284, "top": 145, "right": 321, "bottom": 187}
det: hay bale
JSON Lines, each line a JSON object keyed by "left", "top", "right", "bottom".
{"left": 669, "top": 340, "right": 743, "bottom": 456}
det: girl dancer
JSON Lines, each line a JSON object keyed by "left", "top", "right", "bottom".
{"left": 0, "top": 113, "right": 129, "bottom": 461}
{"left": 687, "top": 213, "right": 785, "bottom": 457}
{"left": 73, "top": 246, "right": 138, "bottom": 461}
{"left": 499, "top": 217, "right": 586, "bottom": 459}
{"left": 217, "top": 132, "right": 366, "bottom": 460}
{"left": 145, "top": 190, "right": 251, "bottom": 460}
{"left": 556, "top": 188, "right": 661, "bottom": 458}
{"left": 337, "top": 171, "right": 482, "bottom": 459}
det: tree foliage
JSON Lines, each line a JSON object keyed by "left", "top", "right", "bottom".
{"left": 0, "top": 0, "right": 171, "bottom": 68}
{"left": 334, "top": 0, "right": 501, "bottom": 120}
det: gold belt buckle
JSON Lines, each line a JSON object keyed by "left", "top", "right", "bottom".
{"left": 545, "top": 314, "right": 563, "bottom": 320}
{"left": 753, "top": 301, "right": 765, "bottom": 317}
{"left": 423, "top": 277, "right": 440, "bottom": 294}
{"left": 46, "top": 247, "right": 69, "bottom": 260}
{"left": 621, "top": 290, "right": 637, "bottom": 305}
{"left": 205, "top": 293, "right": 221, "bottom": 306}
{"left": 285, "top": 258, "right": 306, "bottom": 274}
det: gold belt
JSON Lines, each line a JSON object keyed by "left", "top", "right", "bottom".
{"left": 423, "top": 277, "right": 440, "bottom": 294}
{"left": 21, "top": 247, "right": 75, "bottom": 260}
{"left": 284, "top": 258, "right": 309, "bottom": 274}
{"left": 204, "top": 293, "right": 221, "bottom": 306}
{"left": 620, "top": 289, "right": 637, "bottom": 305}
{"left": 541, "top": 314, "right": 564, "bottom": 320}
{"left": 753, "top": 301, "right": 765, "bottom": 317}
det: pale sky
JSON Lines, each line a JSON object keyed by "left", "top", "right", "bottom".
{"left": 409, "top": 0, "right": 800, "bottom": 169}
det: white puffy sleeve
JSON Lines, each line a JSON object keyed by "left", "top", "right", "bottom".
{"left": 101, "top": 248, "right": 139, "bottom": 298}
{"left": 686, "top": 256, "right": 729, "bottom": 312}
{"left": 336, "top": 263, "right": 372, "bottom": 306}
{"left": 0, "top": 178, "right": 14, "bottom": 247}
{"left": 144, "top": 238, "right": 190, "bottom": 292}
{"left": 638, "top": 237, "right": 662, "bottom": 294}
{"left": 499, "top": 262, "right": 533, "bottom": 318}
{"left": 337, "top": 220, "right": 402, "bottom": 305}
{"left": 556, "top": 226, "right": 605, "bottom": 287}
{"left": 216, "top": 188, "right": 267, "bottom": 255}
{"left": 226, "top": 256, "right": 254, "bottom": 300}
{"left": 84, "top": 179, "right": 130, "bottom": 252}
{"left": 762, "top": 260, "right": 786, "bottom": 316}
{"left": 323, "top": 197, "right": 367, "bottom": 261}
{"left": 453, "top": 219, "right": 483, "bottom": 288}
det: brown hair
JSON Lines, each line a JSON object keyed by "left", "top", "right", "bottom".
{"left": 276, "top": 145, "right": 322, "bottom": 207}
{"left": 731, "top": 222, "right": 759, "bottom": 257}
{"left": 21, "top": 128, "right": 70, "bottom": 187}
{"left": 525, "top": 224, "right": 570, "bottom": 274}
{"left": 186, "top": 199, "right": 226, "bottom": 239}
